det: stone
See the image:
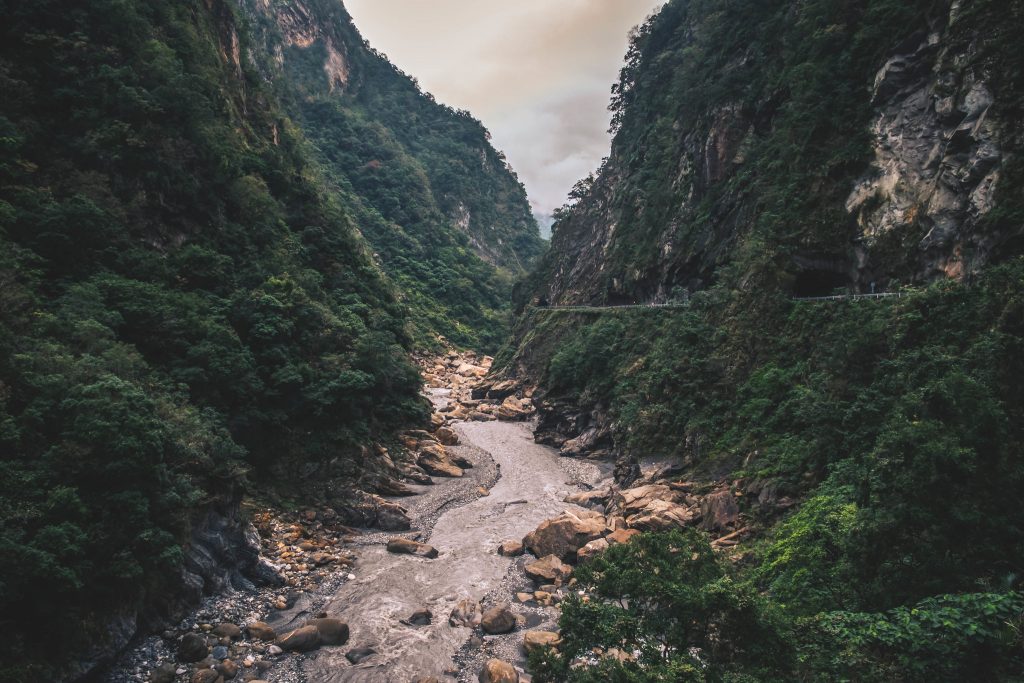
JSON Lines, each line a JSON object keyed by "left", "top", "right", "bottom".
{"left": 191, "top": 671, "right": 220, "bottom": 683}
{"left": 616, "top": 485, "right": 677, "bottom": 514}
{"left": 406, "top": 609, "right": 433, "bottom": 626}
{"left": 212, "top": 623, "right": 241, "bottom": 640}
{"left": 515, "top": 592, "right": 535, "bottom": 604}
{"left": 606, "top": 528, "right": 642, "bottom": 545}
{"left": 211, "top": 645, "right": 228, "bottom": 660}
{"left": 386, "top": 537, "right": 439, "bottom": 558}
{"left": 449, "top": 598, "right": 482, "bottom": 627}
{"left": 700, "top": 490, "right": 740, "bottom": 532}
{"left": 576, "top": 537, "right": 609, "bottom": 562}
{"left": 456, "top": 363, "right": 488, "bottom": 377}
{"left": 522, "top": 512, "right": 606, "bottom": 562}
{"left": 417, "top": 451, "right": 464, "bottom": 478}
{"left": 177, "top": 633, "right": 209, "bottom": 663}
{"left": 524, "top": 554, "right": 573, "bottom": 584}
{"left": 523, "top": 631, "right": 561, "bottom": 654}
{"left": 480, "top": 605, "right": 517, "bottom": 634}
{"left": 277, "top": 625, "right": 321, "bottom": 652}
{"left": 346, "top": 646, "right": 376, "bottom": 664}
{"left": 626, "top": 499, "right": 697, "bottom": 531}
{"left": 478, "top": 658, "right": 519, "bottom": 683}
{"left": 564, "top": 488, "right": 611, "bottom": 508}
{"left": 434, "top": 426, "right": 459, "bottom": 445}
{"left": 151, "top": 663, "right": 177, "bottom": 683}
{"left": 497, "top": 540, "right": 524, "bottom": 557}
{"left": 307, "top": 618, "right": 349, "bottom": 645}
{"left": 267, "top": 645, "right": 283, "bottom": 657}
{"left": 245, "top": 621, "right": 276, "bottom": 641}
{"left": 451, "top": 453, "right": 474, "bottom": 469}
{"left": 216, "top": 659, "right": 238, "bottom": 680}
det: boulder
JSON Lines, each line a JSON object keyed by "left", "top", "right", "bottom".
{"left": 151, "top": 663, "right": 177, "bottom": 683}
{"left": 524, "top": 554, "right": 572, "bottom": 584}
{"left": 700, "top": 490, "right": 740, "bottom": 532}
{"left": 307, "top": 618, "right": 349, "bottom": 646}
{"left": 479, "top": 659, "right": 519, "bottom": 683}
{"left": 434, "top": 426, "right": 459, "bottom": 446}
{"left": 245, "top": 621, "right": 276, "bottom": 641}
{"left": 457, "top": 363, "right": 488, "bottom": 377}
{"left": 191, "top": 671, "right": 220, "bottom": 683}
{"left": 345, "top": 646, "right": 376, "bottom": 664}
{"left": 576, "top": 537, "right": 609, "bottom": 562}
{"left": 626, "top": 499, "right": 696, "bottom": 531}
{"left": 616, "top": 485, "right": 677, "bottom": 514}
{"left": 418, "top": 451, "right": 464, "bottom": 478}
{"left": 497, "top": 540, "right": 524, "bottom": 557}
{"left": 277, "top": 625, "right": 321, "bottom": 652}
{"left": 449, "top": 598, "right": 482, "bottom": 628}
{"left": 486, "top": 379, "right": 519, "bottom": 399}
{"left": 522, "top": 512, "right": 606, "bottom": 562}
{"left": 564, "top": 488, "right": 611, "bottom": 508}
{"left": 215, "top": 659, "right": 238, "bottom": 680}
{"left": 212, "top": 623, "right": 241, "bottom": 640}
{"left": 177, "top": 633, "right": 209, "bottom": 663}
{"left": 405, "top": 609, "right": 433, "bottom": 626}
{"left": 606, "top": 528, "right": 642, "bottom": 545}
{"left": 386, "top": 537, "right": 439, "bottom": 558}
{"left": 451, "top": 453, "right": 474, "bottom": 469}
{"left": 480, "top": 605, "right": 517, "bottom": 634}
{"left": 522, "top": 630, "right": 561, "bottom": 654}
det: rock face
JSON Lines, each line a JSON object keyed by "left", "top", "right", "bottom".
{"left": 386, "top": 537, "right": 440, "bottom": 559}
{"left": 700, "top": 490, "right": 740, "bottom": 532}
{"left": 523, "top": 511, "right": 606, "bottom": 562}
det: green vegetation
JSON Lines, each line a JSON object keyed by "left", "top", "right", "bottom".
{"left": 242, "top": 0, "right": 544, "bottom": 350}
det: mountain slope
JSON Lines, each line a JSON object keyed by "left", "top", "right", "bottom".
{"left": 503, "top": 0, "right": 1024, "bottom": 679}
{"left": 238, "top": 0, "right": 545, "bottom": 350}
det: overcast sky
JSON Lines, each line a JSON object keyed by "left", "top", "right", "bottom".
{"left": 344, "top": 0, "right": 666, "bottom": 216}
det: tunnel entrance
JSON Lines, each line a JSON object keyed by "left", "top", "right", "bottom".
{"left": 793, "top": 269, "right": 851, "bottom": 297}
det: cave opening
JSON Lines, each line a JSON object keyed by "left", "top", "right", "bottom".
{"left": 793, "top": 269, "right": 851, "bottom": 297}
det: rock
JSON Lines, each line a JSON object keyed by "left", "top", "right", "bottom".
{"left": 469, "top": 410, "right": 497, "bottom": 422}
{"left": 211, "top": 623, "right": 241, "bottom": 640}
{"left": 406, "top": 609, "right": 433, "bottom": 626}
{"left": 700, "top": 490, "right": 740, "bottom": 532}
{"left": 616, "top": 484, "right": 678, "bottom": 514}
{"left": 267, "top": 645, "right": 283, "bottom": 657}
{"left": 346, "top": 646, "right": 376, "bottom": 664}
{"left": 414, "top": 678, "right": 443, "bottom": 683}
{"left": 386, "top": 537, "right": 439, "bottom": 558}
{"left": 307, "top": 617, "right": 349, "bottom": 645}
{"left": 277, "top": 625, "right": 321, "bottom": 652}
{"left": 177, "top": 633, "right": 209, "bottom": 663}
{"left": 479, "top": 658, "right": 519, "bottom": 683}
{"left": 515, "top": 592, "right": 535, "bottom": 604}
{"left": 486, "top": 379, "right": 519, "bottom": 399}
{"left": 576, "top": 537, "right": 609, "bottom": 562}
{"left": 606, "top": 528, "right": 642, "bottom": 545}
{"left": 533, "top": 590, "right": 554, "bottom": 606}
{"left": 191, "top": 670, "right": 220, "bottom": 683}
{"left": 151, "top": 663, "right": 177, "bottom": 683}
{"left": 417, "top": 451, "right": 464, "bottom": 478}
{"left": 497, "top": 540, "right": 524, "bottom": 557}
{"left": 449, "top": 598, "right": 482, "bottom": 627}
{"left": 524, "top": 554, "right": 573, "bottom": 584}
{"left": 626, "top": 499, "right": 697, "bottom": 531}
{"left": 211, "top": 645, "right": 228, "bottom": 660}
{"left": 497, "top": 395, "right": 534, "bottom": 421}
{"left": 522, "top": 511, "right": 606, "bottom": 562}
{"left": 523, "top": 631, "right": 561, "bottom": 654}
{"left": 480, "top": 605, "right": 517, "bottom": 634}
{"left": 457, "top": 362, "right": 488, "bottom": 377}
{"left": 216, "top": 659, "right": 238, "bottom": 680}
{"left": 434, "top": 426, "right": 459, "bottom": 445}
{"left": 430, "top": 412, "right": 445, "bottom": 429}
{"left": 451, "top": 453, "right": 474, "bottom": 469}
{"left": 564, "top": 488, "right": 611, "bottom": 508}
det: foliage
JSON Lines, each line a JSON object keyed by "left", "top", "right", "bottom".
{"left": 530, "top": 530, "right": 794, "bottom": 682}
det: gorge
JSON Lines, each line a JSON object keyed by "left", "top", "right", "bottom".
{"left": 2, "top": 0, "right": 1023, "bottom": 681}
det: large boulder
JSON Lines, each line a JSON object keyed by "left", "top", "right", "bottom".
{"left": 616, "top": 484, "right": 677, "bottom": 514}
{"left": 626, "top": 499, "right": 697, "bottom": 531}
{"left": 700, "top": 490, "right": 740, "bottom": 532}
{"left": 524, "top": 554, "right": 572, "bottom": 584}
{"left": 449, "top": 598, "right": 482, "bottom": 628}
{"left": 434, "top": 426, "right": 459, "bottom": 446}
{"left": 576, "top": 537, "right": 609, "bottom": 562}
{"left": 523, "top": 630, "right": 561, "bottom": 654}
{"left": 606, "top": 528, "right": 642, "bottom": 545}
{"left": 497, "top": 396, "right": 534, "bottom": 421}
{"left": 480, "top": 605, "right": 517, "bottom": 634}
{"left": 307, "top": 618, "right": 349, "bottom": 646}
{"left": 278, "top": 625, "right": 321, "bottom": 652}
{"left": 564, "top": 488, "right": 611, "bottom": 508}
{"left": 497, "top": 540, "right": 524, "bottom": 557}
{"left": 386, "top": 537, "right": 439, "bottom": 558}
{"left": 522, "top": 512, "right": 606, "bottom": 562}
{"left": 177, "top": 633, "right": 209, "bottom": 663}
{"left": 418, "top": 450, "right": 464, "bottom": 478}
{"left": 479, "top": 659, "right": 519, "bottom": 683}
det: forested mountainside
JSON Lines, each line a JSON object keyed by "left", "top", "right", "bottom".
{"left": 500, "top": 0, "right": 1024, "bottom": 679}
{"left": 0, "top": 0, "right": 535, "bottom": 679}
{"left": 239, "top": 0, "right": 544, "bottom": 350}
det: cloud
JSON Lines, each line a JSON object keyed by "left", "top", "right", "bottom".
{"left": 343, "top": 0, "right": 666, "bottom": 213}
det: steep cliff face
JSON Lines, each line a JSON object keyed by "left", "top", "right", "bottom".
{"left": 238, "top": 0, "right": 544, "bottom": 349}
{"left": 530, "top": 0, "right": 1022, "bottom": 307}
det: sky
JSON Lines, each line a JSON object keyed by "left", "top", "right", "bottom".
{"left": 344, "top": 0, "right": 666, "bottom": 217}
